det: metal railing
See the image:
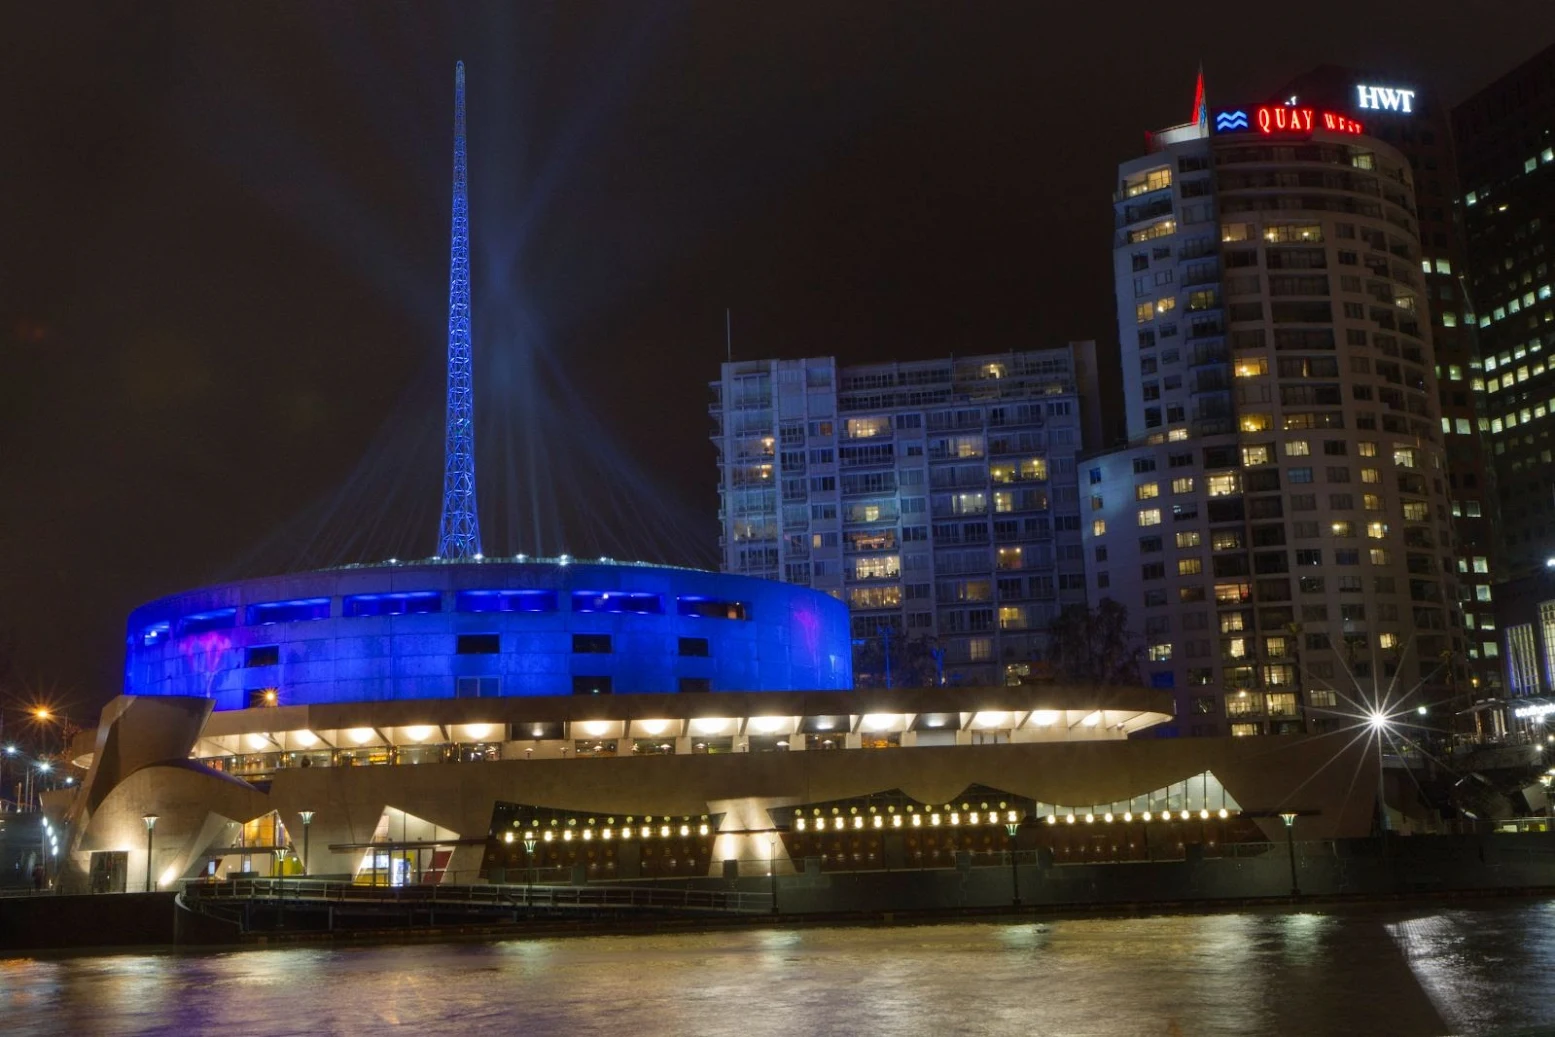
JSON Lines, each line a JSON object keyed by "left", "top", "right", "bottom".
{"left": 181, "top": 877, "right": 773, "bottom": 914}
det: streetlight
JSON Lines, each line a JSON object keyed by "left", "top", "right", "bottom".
{"left": 298, "top": 811, "right": 314, "bottom": 876}
{"left": 1367, "top": 711, "right": 1392, "bottom": 833}
{"left": 1005, "top": 815, "right": 1023, "bottom": 907}
{"left": 767, "top": 833, "right": 779, "bottom": 915}
{"left": 522, "top": 831, "right": 537, "bottom": 906}
{"left": 142, "top": 814, "right": 159, "bottom": 892}
{"left": 1279, "top": 812, "right": 1300, "bottom": 895}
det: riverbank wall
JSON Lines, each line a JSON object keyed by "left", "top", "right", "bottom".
{"left": 3, "top": 832, "right": 1553, "bottom": 953}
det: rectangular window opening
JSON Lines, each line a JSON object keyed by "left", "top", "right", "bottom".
{"left": 678, "top": 637, "right": 711, "bottom": 658}
{"left": 573, "top": 633, "right": 613, "bottom": 654}
{"left": 456, "top": 633, "right": 501, "bottom": 655}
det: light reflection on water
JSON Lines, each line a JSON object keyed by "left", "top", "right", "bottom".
{"left": 3, "top": 903, "right": 1554, "bottom": 1036}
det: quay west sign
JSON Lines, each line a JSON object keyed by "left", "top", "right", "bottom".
{"left": 1356, "top": 84, "right": 1417, "bottom": 114}
{"left": 1213, "top": 105, "right": 1364, "bottom": 138}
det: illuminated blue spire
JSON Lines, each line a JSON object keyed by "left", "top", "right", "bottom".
{"left": 439, "top": 60, "right": 482, "bottom": 560}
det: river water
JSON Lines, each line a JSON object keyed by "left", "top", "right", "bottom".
{"left": 4, "top": 902, "right": 1554, "bottom": 1036}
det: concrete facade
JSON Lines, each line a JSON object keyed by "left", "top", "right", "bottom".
{"left": 49, "top": 689, "right": 1380, "bottom": 897}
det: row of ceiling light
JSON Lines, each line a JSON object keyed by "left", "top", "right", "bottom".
{"left": 230, "top": 710, "right": 1107, "bottom": 751}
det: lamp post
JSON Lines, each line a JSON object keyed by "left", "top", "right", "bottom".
{"left": 1279, "top": 812, "right": 1300, "bottom": 895}
{"left": 1005, "top": 817, "right": 1023, "bottom": 907}
{"left": 1367, "top": 711, "right": 1392, "bottom": 833}
{"left": 298, "top": 811, "right": 314, "bottom": 876}
{"left": 768, "top": 834, "right": 779, "bottom": 915}
{"left": 522, "top": 831, "right": 537, "bottom": 906}
{"left": 142, "top": 814, "right": 159, "bottom": 892}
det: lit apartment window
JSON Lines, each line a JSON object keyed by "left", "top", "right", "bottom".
{"left": 1242, "top": 445, "right": 1272, "bottom": 465}
{"left": 1206, "top": 474, "right": 1239, "bottom": 496}
{"left": 1267, "top": 693, "right": 1298, "bottom": 717}
{"left": 1235, "top": 358, "right": 1267, "bottom": 378}
{"left": 1214, "top": 583, "right": 1251, "bottom": 604}
{"left": 854, "top": 556, "right": 901, "bottom": 580}
{"left": 1284, "top": 440, "right": 1310, "bottom": 456}
{"left": 848, "top": 586, "right": 903, "bottom": 609}
{"left": 1176, "top": 531, "right": 1201, "bottom": 548}
{"left": 1178, "top": 558, "right": 1202, "bottom": 576}
{"left": 1148, "top": 643, "right": 1173, "bottom": 661}
{"left": 1240, "top": 414, "right": 1273, "bottom": 432}
{"left": 1136, "top": 482, "right": 1160, "bottom": 500}
{"left": 1263, "top": 224, "right": 1323, "bottom": 243}
{"left": 1092, "top": 519, "right": 1107, "bottom": 537}
{"left": 1124, "top": 166, "right": 1172, "bottom": 196}
{"left": 844, "top": 416, "right": 890, "bottom": 438}
{"left": 1138, "top": 508, "right": 1162, "bottom": 526}
{"left": 1172, "top": 477, "right": 1194, "bottom": 494}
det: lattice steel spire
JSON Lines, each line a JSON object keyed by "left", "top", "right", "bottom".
{"left": 438, "top": 60, "right": 482, "bottom": 560}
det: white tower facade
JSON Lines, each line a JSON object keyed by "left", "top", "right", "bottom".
{"left": 1085, "top": 103, "right": 1464, "bottom": 736}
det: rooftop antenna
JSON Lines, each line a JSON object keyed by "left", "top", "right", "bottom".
{"left": 725, "top": 307, "right": 733, "bottom": 363}
{"left": 438, "top": 61, "right": 483, "bottom": 560}
{"left": 1192, "top": 63, "right": 1208, "bottom": 131}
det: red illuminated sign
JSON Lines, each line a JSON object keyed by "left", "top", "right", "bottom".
{"left": 1252, "top": 105, "right": 1363, "bottom": 136}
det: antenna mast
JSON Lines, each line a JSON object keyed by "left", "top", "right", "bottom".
{"left": 438, "top": 60, "right": 483, "bottom": 560}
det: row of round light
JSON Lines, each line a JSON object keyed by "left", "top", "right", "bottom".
{"left": 503, "top": 822, "right": 711, "bottom": 844}
{"left": 796, "top": 808, "right": 1024, "bottom": 832}
{"left": 1042, "top": 808, "right": 1233, "bottom": 824}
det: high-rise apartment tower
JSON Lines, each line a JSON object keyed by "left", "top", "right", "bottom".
{"left": 1083, "top": 96, "right": 1464, "bottom": 737}
{"left": 712, "top": 346, "right": 1099, "bottom": 687}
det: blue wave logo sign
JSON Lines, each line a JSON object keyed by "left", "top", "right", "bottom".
{"left": 1215, "top": 110, "right": 1249, "bottom": 132}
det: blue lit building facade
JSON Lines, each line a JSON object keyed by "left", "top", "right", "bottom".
{"left": 124, "top": 560, "right": 853, "bottom": 710}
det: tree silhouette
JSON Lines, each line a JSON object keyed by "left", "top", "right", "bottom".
{"left": 1046, "top": 598, "right": 1144, "bottom": 686}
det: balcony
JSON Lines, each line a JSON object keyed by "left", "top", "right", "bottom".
{"left": 1116, "top": 198, "right": 1174, "bottom": 228}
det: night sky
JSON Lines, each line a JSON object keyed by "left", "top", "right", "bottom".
{"left": 2, "top": 3, "right": 1549, "bottom": 719}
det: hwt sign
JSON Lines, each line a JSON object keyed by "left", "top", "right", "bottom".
{"left": 1356, "top": 84, "right": 1417, "bottom": 114}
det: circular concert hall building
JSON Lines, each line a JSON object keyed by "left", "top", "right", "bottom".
{"left": 122, "top": 558, "right": 854, "bottom": 711}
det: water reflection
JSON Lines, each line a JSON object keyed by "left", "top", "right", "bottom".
{"left": 4, "top": 902, "right": 1553, "bottom": 1036}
